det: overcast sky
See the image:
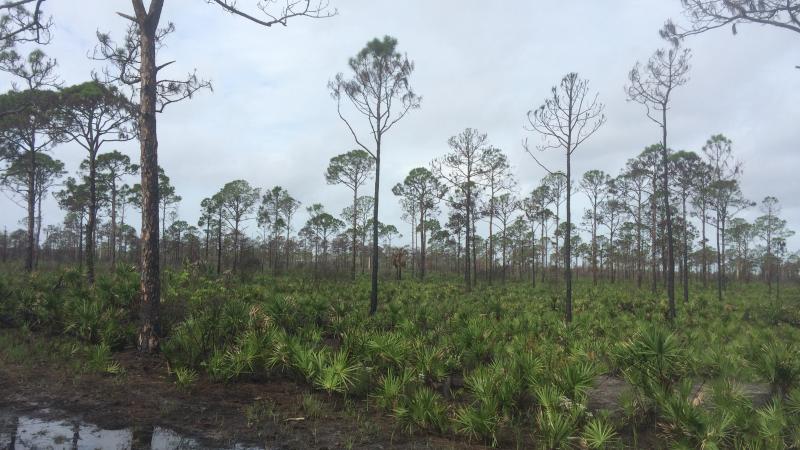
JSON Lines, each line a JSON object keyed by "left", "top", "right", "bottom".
{"left": 1, "top": 0, "right": 798, "bottom": 250}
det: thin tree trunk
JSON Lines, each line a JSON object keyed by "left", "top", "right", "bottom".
{"left": 35, "top": 191, "right": 42, "bottom": 269}
{"left": 25, "top": 140, "right": 36, "bottom": 273}
{"left": 541, "top": 216, "right": 547, "bottom": 284}
{"left": 592, "top": 203, "right": 597, "bottom": 285}
{"left": 701, "top": 202, "right": 708, "bottom": 288}
{"left": 110, "top": 182, "right": 118, "bottom": 270}
{"left": 501, "top": 226, "right": 507, "bottom": 282}
{"left": 351, "top": 188, "right": 357, "bottom": 280}
{"left": 86, "top": 151, "right": 98, "bottom": 284}
{"left": 472, "top": 219, "right": 477, "bottom": 288}
{"left": 651, "top": 174, "right": 658, "bottom": 294}
{"left": 662, "top": 114, "right": 675, "bottom": 320}
{"left": 488, "top": 195, "right": 494, "bottom": 284}
{"left": 716, "top": 214, "right": 722, "bottom": 302}
{"left": 232, "top": 221, "right": 240, "bottom": 272}
{"left": 636, "top": 194, "right": 643, "bottom": 289}
{"left": 369, "top": 138, "right": 380, "bottom": 315}
{"left": 531, "top": 222, "right": 536, "bottom": 288}
{"left": 464, "top": 187, "right": 472, "bottom": 291}
{"left": 216, "top": 213, "right": 222, "bottom": 275}
{"left": 285, "top": 217, "right": 291, "bottom": 273}
{"left": 682, "top": 195, "right": 689, "bottom": 303}
{"left": 420, "top": 206, "right": 427, "bottom": 280}
{"left": 565, "top": 149, "right": 573, "bottom": 323}
{"left": 610, "top": 228, "right": 615, "bottom": 283}
{"left": 78, "top": 215, "right": 84, "bottom": 269}
{"left": 720, "top": 216, "right": 727, "bottom": 298}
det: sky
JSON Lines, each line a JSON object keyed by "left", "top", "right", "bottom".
{"left": 1, "top": 0, "right": 798, "bottom": 250}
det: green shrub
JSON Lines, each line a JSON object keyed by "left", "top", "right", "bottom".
{"left": 614, "top": 324, "right": 687, "bottom": 395}
{"left": 453, "top": 402, "right": 500, "bottom": 446}
{"left": 754, "top": 342, "right": 800, "bottom": 395}
{"left": 581, "top": 417, "right": 617, "bottom": 449}
{"left": 174, "top": 367, "right": 198, "bottom": 389}
{"left": 393, "top": 387, "right": 448, "bottom": 433}
{"left": 314, "top": 350, "right": 362, "bottom": 394}
{"left": 372, "top": 368, "right": 414, "bottom": 411}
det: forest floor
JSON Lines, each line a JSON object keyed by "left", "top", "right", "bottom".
{"left": 2, "top": 273, "right": 797, "bottom": 449}
{"left": 0, "top": 329, "right": 483, "bottom": 450}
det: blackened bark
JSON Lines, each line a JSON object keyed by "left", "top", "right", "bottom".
{"left": 135, "top": 0, "right": 164, "bottom": 353}
{"left": 110, "top": 181, "right": 118, "bottom": 270}
{"left": 86, "top": 152, "right": 97, "bottom": 284}
{"left": 662, "top": 112, "right": 676, "bottom": 321}
{"left": 35, "top": 188, "right": 42, "bottom": 268}
{"left": 216, "top": 210, "right": 222, "bottom": 275}
{"left": 25, "top": 138, "right": 36, "bottom": 273}
{"left": 682, "top": 195, "right": 689, "bottom": 303}
{"left": 651, "top": 173, "right": 658, "bottom": 294}
{"left": 369, "top": 138, "right": 380, "bottom": 315}
{"left": 565, "top": 149, "right": 573, "bottom": 323}
{"left": 351, "top": 188, "right": 357, "bottom": 280}
{"left": 464, "top": 187, "right": 472, "bottom": 291}
{"left": 531, "top": 223, "right": 536, "bottom": 288}
{"left": 636, "top": 193, "right": 643, "bottom": 288}
{"left": 419, "top": 205, "right": 427, "bottom": 280}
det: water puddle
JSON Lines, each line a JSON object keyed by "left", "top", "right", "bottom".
{"left": 0, "top": 408, "right": 264, "bottom": 449}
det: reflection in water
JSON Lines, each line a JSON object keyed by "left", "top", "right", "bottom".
{"left": 11, "top": 416, "right": 132, "bottom": 449}
{"left": 0, "top": 409, "right": 264, "bottom": 449}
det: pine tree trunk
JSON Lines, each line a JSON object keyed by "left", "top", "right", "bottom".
{"left": 86, "top": 150, "right": 98, "bottom": 284}
{"left": 135, "top": 0, "right": 165, "bottom": 353}
{"left": 465, "top": 186, "right": 472, "bottom": 291}
{"left": 25, "top": 140, "right": 36, "bottom": 273}
{"left": 369, "top": 138, "right": 380, "bottom": 315}
{"left": 662, "top": 114, "right": 675, "bottom": 320}
{"left": 110, "top": 182, "right": 118, "bottom": 270}
{"left": 565, "top": 149, "right": 573, "bottom": 323}
{"left": 351, "top": 188, "right": 357, "bottom": 280}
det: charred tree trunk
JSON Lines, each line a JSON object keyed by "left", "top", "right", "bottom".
{"left": 636, "top": 194, "right": 643, "bottom": 289}
{"left": 464, "top": 188, "right": 472, "bottom": 291}
{"left": 25, "top": 139, "right": 36, "bottom": 273}
{"left": 682, "top": 195, "right": 689, "bottom": 303}
{"left": 531, "top": 222, "right": 537, "bottom": 288}
{"left": 701, "top": 201, "right": 708, "bottom": 288}
{"left": 651, "top": 175, "right": 658, "bottom": 295}
{"left": 86, "top": 150, "right": 98, "bottom": 284}
{"left": 216, "top": 212, "right": 222, "bottom": 275}
{"left": 472, "top": 218, "right": 477, "bottom": 288}
{"left": 110, "top": 182, "right": 118, "bottom": 270}
{"left": 369, "top": 137, "right": 380, "bottom": 315}
{"left": 662, "top": 115, "right": 676, "bottom": 320}
{"left": 419, "top": 206, "right": 427, "bottom": 280}
{"left": 35, "top": 191, "right": 42, "bottom": 269}
{"left": 351, "top": 188, "right": 357, "bottom": 280}
{"left": 565, "top": 149, "right": 573, "bottom": 323}
{"left": 135, "top": 0, "right": 164, "bottom": 353}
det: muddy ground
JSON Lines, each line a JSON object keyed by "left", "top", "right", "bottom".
{"left": 0, "top": 330, "right": 484, "bottom": 450}
{"left": 2, "top": 329, "right": 772, "bottom": 449}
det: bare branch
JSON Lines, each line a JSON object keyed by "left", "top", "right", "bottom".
{"left": 209, "top": 0, "right": 336, "bottom": 27}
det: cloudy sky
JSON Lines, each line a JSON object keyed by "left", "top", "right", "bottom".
{"left": 1, "top": 0, "right": 798, "bottom": 250}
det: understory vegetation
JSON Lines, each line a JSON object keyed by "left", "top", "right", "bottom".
{"left": 2, "top": 266, "right": 798, "bottom": 449}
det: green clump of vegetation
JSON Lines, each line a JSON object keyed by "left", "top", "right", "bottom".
{"left": 1, "top": 268, "right": 799, "bottom": 448}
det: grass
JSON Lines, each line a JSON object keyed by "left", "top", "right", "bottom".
{"left": 1, "top": 266, "right": 799, "bottom": 448}
{"left": 244, "top": 399, "right": 279, "bottom": 427}
{"left": 301, "top": 392, "right": 324, "bottom": 418}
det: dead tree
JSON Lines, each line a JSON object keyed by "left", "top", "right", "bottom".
{"left": 626, "top": 43, "right": 691, "bottom": 321}
{"left": 524, "top": 73, "right": 605, "bottom": 323}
